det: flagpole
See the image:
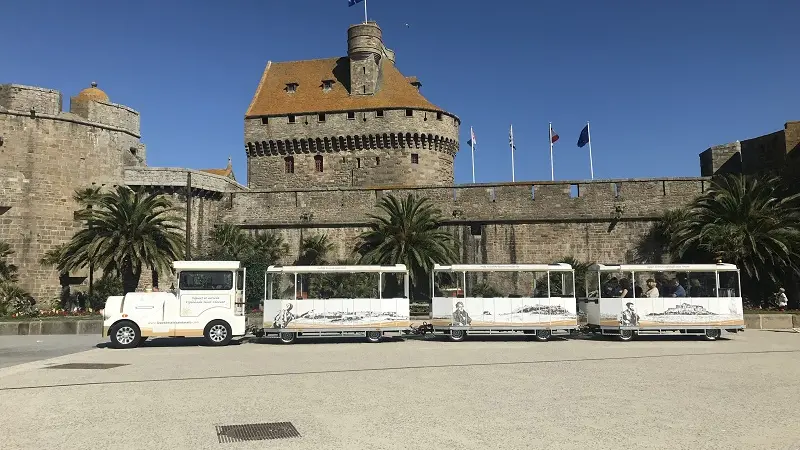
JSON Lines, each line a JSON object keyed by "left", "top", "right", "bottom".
{"left": 549, "top": 122, "right": 554, "bottom": 181}
{"left": 510, "top": 124, "right": 516, "bottom": 182}
{"left": 364, "top": 0, "right": 368, "bottom": 23}
{"left": 587, "top": 121, "right": 594, "bottom": 180}
{"left": 470, "top": 126, "right": 476, "bottom": 184}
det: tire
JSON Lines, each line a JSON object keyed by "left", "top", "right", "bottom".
{"left": 449, "top": 329, "right": 466, "bottom": 342}
{"left": 618, "top": 329, "right": 634, "bottom": 342}
{"left": 534, "top": 329, "right": 552, "bottom": 342}
{"left": 279, "top": 331, "right": 297, "bottom": 344}
{"left": 365, "top": 331, "right": 382, "bottom": 343}
{"left": 109, "top": 321, "right": 140, "bottom": 349}
{"left": 703, "top": 329, "right": 721, "bottom": 341}
{"left": 203, "top": 320, "right": 233, "bottom": 346}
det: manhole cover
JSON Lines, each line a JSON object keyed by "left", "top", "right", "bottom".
{"left": 46, "top": 363, "right": 128, "bottom": 370}
{"left": 216, "top": 422, "right": 300, "bottom": 443}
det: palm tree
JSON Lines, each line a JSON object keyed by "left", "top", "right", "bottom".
{"left": 57, "top": 185, "right": 185, "bottom": 294}
{"left": 297, "top": 234, "right": 334, "bottom": 266}
{"left": 251, "top": 232, "right": 290, "bottom": 264}
{"left": 207, "top": 223, "right": 252, "bottom": 260}
{"left": 670, "top": 174, "right": 800, "bottom": 295}
{"left": 634, "top": 209, "right": 693, "bottom": 263}
{"left": 0, "top": 242, "right": 19, "bottom": 284}
{"left": 356, "top": 194, "right": 458, "bottom": 299}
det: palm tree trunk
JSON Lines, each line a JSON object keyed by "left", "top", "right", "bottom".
{"left": 121, "top": 260, "right": 142, "bottom": 294}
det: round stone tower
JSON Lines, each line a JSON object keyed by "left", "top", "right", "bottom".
{"left": 243, "top": 21, "right": 460, "bottom": 189}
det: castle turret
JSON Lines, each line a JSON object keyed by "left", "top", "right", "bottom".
{"left": 347, "top": 22, "right": 384, "bottom": 96}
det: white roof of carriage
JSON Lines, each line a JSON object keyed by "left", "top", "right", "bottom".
{"left": 433, "top": 263, "right": 573, "bottom": 272}
{"left": 266, "top": 264, "right": 408, "bottom": 273}
{"left": 587, "top": 263, "right": 739, "bottom": 272}
{"left": 173, "top": 261, "right": 241, "bottom": 270}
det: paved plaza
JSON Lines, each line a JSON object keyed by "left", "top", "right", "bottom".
{"left": 1, "top": 331, "right": 800, "bottom": 449}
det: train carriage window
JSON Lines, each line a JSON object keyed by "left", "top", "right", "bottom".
{"left": 179, "top": 271, "right": 233, "bottom": 290}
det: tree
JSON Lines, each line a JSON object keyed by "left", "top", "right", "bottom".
{"left": 296, "top": 234, "right": 334, "bottom": 266}
{"left": 0, "top": 242, "right": 19, "bottom": 284}
{"left": 57, "top": 186, "right": 185, "bottom": 294}
{"left": 356, "top": 194, "right": 458, "bottom": 300}
{"left": 670, "top": 174, "right": 800, "bottom": 304}
{"left": 201, "top": 226, "right": 289, "bottom": 308}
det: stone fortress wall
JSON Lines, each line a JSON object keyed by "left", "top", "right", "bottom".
{"left": 0, "top": 83, "right": 145, "bottom": 301}
{"left": 1, "top": 18, "right": 797, "bottom": 302}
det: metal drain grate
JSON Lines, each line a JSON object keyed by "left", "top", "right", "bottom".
{"left": 216, "top": 422, "right": 300, "bottom": 443}
{"left": 47, "top": 363, "right": 128, "bottom": 370}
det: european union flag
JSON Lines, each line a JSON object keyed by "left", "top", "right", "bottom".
{"left": 577, "top": 125, "right": 590, "bottom": 148}
{"left": 348, "top": 0, "right": 364, "bottom": 6}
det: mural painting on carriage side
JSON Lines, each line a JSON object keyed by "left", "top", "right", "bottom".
{"left": 263, "top": 299, "right": 411, "bottom": 330}
{"left": 598, "top": 297, "right": 745, "bottom": 327}
{"left": 430, "top": 297, "right": 578, "bottom": 327}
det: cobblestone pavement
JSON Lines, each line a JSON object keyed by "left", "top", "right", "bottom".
{"left": 1, "top": 331, "right": 799, "bottom": 450}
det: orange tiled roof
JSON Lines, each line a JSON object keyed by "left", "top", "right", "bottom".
{"left": 200, "top": 158, "right": 235, "bottom": 180}
{"left": 245, "top": 57, "right": 448, "bottom": 117}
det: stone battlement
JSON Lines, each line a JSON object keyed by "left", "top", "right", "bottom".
{"left": 227, "top": 177, "right": 710, "bottom": 228}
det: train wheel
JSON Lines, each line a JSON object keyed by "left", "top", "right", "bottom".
{"left": 704, "top": 329, "right": 721, "bottom": 341}
{"left": 534, "top": 329, "right": 552, "bottom": 342}
{"left": 618, "top": 329, "right": 634, "bottom": 342}
{"left": 279, "top": 332, "right": 297, "bottom": 344}
{"left": 366, "top": 331, "right": 382, "bottom": 343}
{"left": 449, "top": 329, "right": 466, "bottom": 342}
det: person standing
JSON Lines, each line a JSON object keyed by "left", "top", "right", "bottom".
{"left": 777, "top": 288, "right": 788, "bottom": 311}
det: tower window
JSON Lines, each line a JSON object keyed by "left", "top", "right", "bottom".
{"left": 376, "top": 110, "right": 384, "bottom": 118}
{"left": 405, "top": 109, "right": 413, "bottom": 117}
{"left": 357, "top": 158, "right": 361, "bottom": 168}
{"left": 314, "top": 154, "right": 323, "bottom": 172}
{"left": 286, "top": 83, "right": 298, "bottom": 93}
{"left": 362, "top": 85, "right": 366, "bottom": 94}
{"left": 261, "top": 117, "right": 269, "bottom": 125}
{"left": 363, "top": 66, "right": 366, "bottom": 74}
{"left": 129, "top": 147, "right": 137, "bottom": 156}
{"left": 318, "top": 113, "right": 326, "bottom": 122}
{"left": 322, "top": 80, "right": 333, "bottom": 92}
{"left": 284, "top": 156, "right": 294, "bottom": 174}
{"left": 375, "top": 156, "right": 380, "bottom": 165}
{"left": 436, "top": 112, "right": 443, "bottom": 121}
{"left": 288, "top": 115, "right": 296, "bottom": 124}
{"left": 411, "top": 153, "right": 419, "bottom": 164}
{"left": 347, "top": 111, "right": 355, "bottom": 120}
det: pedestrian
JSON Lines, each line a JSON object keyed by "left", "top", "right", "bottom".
{"left": 777, "top": 288, "right": 788, "bottom": 311}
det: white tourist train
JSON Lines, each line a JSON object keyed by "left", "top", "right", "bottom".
{"left": 101, "top": 260, "right": 749, "bottom": 349}
{"left": 261, "top": 264, "right": 411, "bottom": 344}
{"left": 102, "top": 261, "right": 248, "bottom": 349}
{"left": 581, "top": 263, "right": 746, "bottom": 341}
{"left": 430, "top": 263, "right": 579, "bottom": 342}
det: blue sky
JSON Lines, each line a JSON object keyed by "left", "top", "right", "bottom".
{"left": 4, "top": 0, "right": 798, "bottom": 185}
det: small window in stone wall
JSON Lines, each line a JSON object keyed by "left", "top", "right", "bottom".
{"left": 261, "top": 117, "right": 268, "bottom": 125}
{"left": 129, "top": 147, "right": 137, "bottom": 156}
{"left": 314, "top": 154, "right": 324, "bottom": 172}
{"left": 411, "top": 153, "right": 419, "bottom": 164}
{"left": 437, "top": 112, "right": 443, "bottom": 121}
{"left": 470, "top": 224, "right": 482, "bottom": 236}
{"left": 284, "top": 156, "right": 294, "bottom": 174}
{"left": 405, "top": 109, "right": 413, "bottom": 117}
{"left": 613, "top": 182, "right": 622, "bottom": 198}
{"left": 347, "top": 111, "right": 355, "bottom": 120}
{"left": 362, "top": 85, "right": 367, "bottom": 94}
{"left": 375, "top": 156, "right": 380, "bottom": 165}
{"left": 357, "top": 157, "right": 361, "bottom": 168}
{"left": 376, "top": 110, "right": 384, "bottom": 118}
{"left": 318, "top": 113, "right": 326, "bottom": 122}
{"left": 288, "top": 115, "right": 296, "bottom": 124}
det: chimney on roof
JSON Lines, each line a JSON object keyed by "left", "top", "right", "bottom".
{"left": 347, "top": 22, "right": 384, "bottom": 96}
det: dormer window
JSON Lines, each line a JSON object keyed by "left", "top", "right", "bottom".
{"left": 286, "top": 83, "right": 298, "bottom": 93}
{"left": 322, "top": 80, "right": 334, "bottom": 92}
